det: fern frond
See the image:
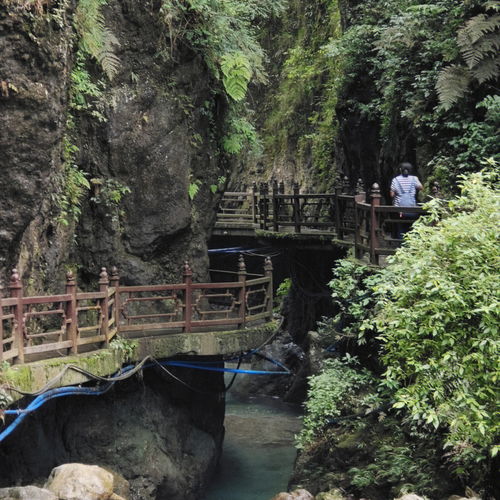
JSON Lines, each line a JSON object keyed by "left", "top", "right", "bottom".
{"left": 436, "top": 64, "right": 471, "bottom": 110}
{"left": 98, "top": 51, "right": 121, "bottom": 79}
{"left": 473, "top": 55, "right": 500, "bottom": 82}
{"left": 220, "top": 52, "right": 252, "bottom": 101}
{"left": 458, "top": 13, "right": 500, "bottom": 46}
{"left": 460, "top": 32, "right": 500, "bottom": 68}
{"left": 75, "top": 0, "right": 121, "bottom": 80}
{"left": 483, "top": 1, "right": 500, "bottom": 12}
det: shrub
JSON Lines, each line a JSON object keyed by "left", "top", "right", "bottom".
{"left": 374, "top": 167, "right": 500, "bottom": 478}
{"left": 297, "top": 356, "right": 376, "bottom": 448}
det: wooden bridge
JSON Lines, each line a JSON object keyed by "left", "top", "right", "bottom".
{"left": 0, "top": 257, "right": 273, "bottom": 367}
{"left": 214, "top": 178, "right": 430, "bottom": 265}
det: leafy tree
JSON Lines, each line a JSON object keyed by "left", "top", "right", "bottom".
{"left": 373, "top": 167, "right": 500, "bottom": 478}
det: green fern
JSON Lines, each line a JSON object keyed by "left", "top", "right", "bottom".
{"left": 220, "top": 52, "right": 252, "bottom": 101}
{"left": 436, "top": 64, "right": 472, "bottom": 109}
{"left": 75, "top": 0, "right": 120, "bottom": 80}
{"left": 436, "top": 7, "right": 500, "bottom": 109}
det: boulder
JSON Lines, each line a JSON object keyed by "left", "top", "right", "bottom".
{"left": 44, "top": 463, "right": 119, "bottom": 500}
{"left": 315, "top": 489, "right": 347, "bottom": 500}
{"left": 0, "top": 486, "right": 57, "bottom": 500}
{"left": 271, "top": 489, "right": 315, "bottom": 500}
{"left": 394, "top": 495, "right": 426, "bottom": 500}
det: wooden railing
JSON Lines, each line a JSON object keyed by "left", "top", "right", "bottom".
{"left": 0, "top": 257, "right": 273, "bottom": 365}
{"left": 216, "top": 179, "right": 430, "bottom": 265}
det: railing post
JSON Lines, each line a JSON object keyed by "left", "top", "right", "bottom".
{"left": 65, "top": 271, "right": 78, "bottom": 354}
{"left": 0, "top": 278, "right": 4, "bottom": 363}
{"left": 342, "top": 174, "right": 350, "bottom": 195}
{"left": 293, "top": 182, "right": 301, "bottom": 233}
{"left": 238, "top": 254, "right": 247, "bottom": 327}
{"left": 9, "top": 269, "right": 24, "bottom": 364}
{"left": 370, "top": 183, "right": 382, "bottom": 265}
{"left": 264, "top": 257, "right": 273, "bottom": 321}
{"left": 260, "top": 182, "right": 269, "bottom": 230}
{"left": 99, "top": 267, "right": 109, "bottom": 345}
{"left": 110, "top": 266, "right": 121, "bottom": 333}
{"left": 431, "top": 181, "right": 442, "bottom": 199}
{"left": 279, "top": 181, "right": 285, "bottom": 194}
{"left": 252, "top": 181, "right": 258, "bottom": 224}
{"left": 183, "top": 261, "right": 193, "bottom": 333}
{"left": 354, "top": 195, "right": 363, "bottom": 260}
{"left": 334, "top": 182, "right": 342, "bottom": 239}
{"left": 356, "top": 178, "right": 365, "bottom": 196}
{"left": 272, "top": 179, "right": 279, "bottom": 232}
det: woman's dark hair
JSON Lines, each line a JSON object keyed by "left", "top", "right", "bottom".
{"left": 399, "top": 162, "right": 413, "bottom": 176}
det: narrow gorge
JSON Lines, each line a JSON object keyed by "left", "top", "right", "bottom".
{"left": 1, "top": 0, "right": 498, "bottom": 499}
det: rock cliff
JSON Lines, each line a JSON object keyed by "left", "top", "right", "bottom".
{"left": 0, "top": 0, "right": 225, "bottom": 288}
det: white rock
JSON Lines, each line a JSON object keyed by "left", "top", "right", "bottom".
{"left": 45, "top": 463, "right": 115, "bottom": 500}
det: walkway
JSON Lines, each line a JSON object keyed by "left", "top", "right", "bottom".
{"left": 214, "top": 179, "right": 428, "bottom": 265}
{"left": 0, "top": 257, "right": 273, "bottom": 367}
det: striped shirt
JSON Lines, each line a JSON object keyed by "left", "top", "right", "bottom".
{"left": 390, "top": 175, "right": 422, "bottom": 207}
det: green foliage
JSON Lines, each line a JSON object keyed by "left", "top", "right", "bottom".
{"left": 348, "top": 439, "right": 441, "bottom": 497}
{"left": 110, "top": 336, "right": 137, "bottom": 362}
{"left": 373, "top": 168, "right": 500, "bottom": 475}
{"left": 188, "top": 179, "right": 202, "bottom": 200}
{"left": 328, "top": 260, "right": 382, "bottom": 345}
{"left": 437, "top": 4, "right": 500, "bottom": 109}
{"left": 222, "top": 114, "right": 259, "bottom": 154}
{"left": 56, "top": 136, "right": 91, "bottom": 226}
{"left": 74, "top": 0, "right": 120, "bottom": 80}
{"left": 297, "top": 356, "right": 375, "bottom": 447}
{"left": 160, "top": 0, "right": 284, "bottom": 159}
{"left": 69, "top": 51, "right": 106, "bottom": 122}
{"left": 209, "top": 175, "right": 226, "bottom": 194}
{"left": 160, "top": 0, "right": 283, "bottom": 99}
{"left": 90, "top": 178, "right": 131, "bottom": 229}
{"left": 221, "top": 52, "right": 252, "bottom": 101}
{"left": 274, "top": 277, "right": 292, "bottom": 311}
{"left": 327, "top": 0, "right": 499, "bottom": 186}
{"left": 263, "top": 0, "right": 343, "bottom": 186}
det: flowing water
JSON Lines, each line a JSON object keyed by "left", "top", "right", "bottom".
{"left": 203, "top": 393, "right": 302, "bottom": 500}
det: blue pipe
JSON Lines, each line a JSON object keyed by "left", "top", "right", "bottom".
{"left": 160, "top": 360, "right": 290, "bottom": 375}
{"left": 0, "top": 384, "right": 114, "bottom": 443}
{"left": 0, "top": 356, "right": 290, "bottom": 443}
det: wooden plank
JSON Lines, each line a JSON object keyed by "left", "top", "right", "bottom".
{"left": 122, "top": 296, "right": 180, "bottom": 303}
{"left": 245, "top": 311, "right": 271, "bottom": 322}
{"left": 375, "top": 206, "right": 425, "bottom": 214}
{"left": 24, "top": 340, "right": 73, "bottom": 355}
{"left": 24, "top": 309, "right": 65, "bottom": 317}
{"left": 77, "top": 292, "right": 106, "bottom": 300}
{"left": 117, "top": 284, "right": 185, "bottom": 293}
{"left": 78, "top": 335, "right": 105, "bottom": 346}
{"left": 22, "top": 295, "right": 71, "bottom": 305}
{"left": 3, "top": 348, "right": 19, "bottom": 361}
{"left": 246, "top": 277, "right": 271, "bottom": 286}
{"left": 190, "top": 318, "right": 241, "bottom": 328}
{"left": 26, "top": 330, "right": 64, "bottom": 338}
{"left": 119, "top": 321, "right": 185, "bottom": 333}
{"left": 190, "top": 282, "right": 242, "bottom": 290}
{"left": 78, "top": 325, "right": 100, "bottom": 333}
{"left": 125, "top": 313, "right": 181, "bottom": 320}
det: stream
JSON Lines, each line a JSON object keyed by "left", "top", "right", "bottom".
{"left": 203, "top": 392, "right": 302, "bottom": 500}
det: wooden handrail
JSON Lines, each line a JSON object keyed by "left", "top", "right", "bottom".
{"left": 215, "top": 178, "right": 429, "bottom": 265}
{"left": 0, "top": 257, "right": 274, "bottom": 365}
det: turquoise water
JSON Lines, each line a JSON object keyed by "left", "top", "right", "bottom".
{"left": 203, "top": 395, "right": 302, "bottom": 500}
